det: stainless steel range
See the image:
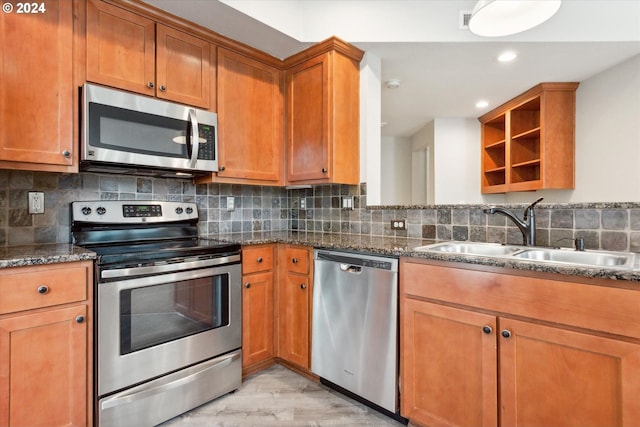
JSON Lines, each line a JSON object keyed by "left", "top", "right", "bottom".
{"left": 71, "top": 200, "right": 242, "bottom": 427}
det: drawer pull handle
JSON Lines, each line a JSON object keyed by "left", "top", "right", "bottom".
{"left": 37, "top": 286, "right": 49, "bottom": 294}
{"left": 300, "top": 284, "right": 306, "bottom": 290}
{"left": 482, "top": 325, "right": 493, "bottom": 335}
{"left": 501, "top": 330, "right": 512, "bottom": 339}
{"left": 292, "top": 258, "right": 298, "bottom": 264}
{"left": 244, "top": 283, "right": 251, "bottom": 288}
{"left": 75, "top": 315, "right": 85, "bottom": 324}
{"left": 257, "top": 257, "right": 263, "bottom": 263}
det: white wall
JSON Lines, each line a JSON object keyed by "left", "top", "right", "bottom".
{"left": 360, "top": 52, "right": 382, "bottom": 203}
{"left": 381, "top": 136, "right": 412, "bottom": 204}
{"left": 411, "top": 121, "right": 435, "bottom": 204}
{"left": 432, "top": 118, "right": 486, "bottom": 204}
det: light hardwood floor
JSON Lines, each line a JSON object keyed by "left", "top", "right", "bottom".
{"left": 160, "top": 364, "right": 407, "bottom": 427}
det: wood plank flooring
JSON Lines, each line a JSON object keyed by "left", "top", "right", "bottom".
{"left": 159, "top": 364, "right": 407, "bottom": 427}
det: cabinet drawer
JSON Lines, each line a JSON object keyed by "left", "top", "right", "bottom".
{"left": 242, "top": 245, "right": 274, "bottom": 274}
{"left": 284, "top": 247, "right": 309, "bottom": 274}
{"left": 0, "top": 264, "right": 88, "bottom": 314}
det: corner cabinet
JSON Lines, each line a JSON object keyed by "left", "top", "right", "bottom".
{"left": 86, "top": 0, "right": 213, "bottom": 109}
{"left": 284, "top": 37, "right": 364, "bottom": 185}
{"left": 0, "top": 0, "right": 81, "bottom": 172}
{"left": 400, "top": 258, "right": 640, "bottom": 427}
{"left": 480, "top": 82, "right": 579, "bottom": 193}
{"left": 210, "top": 48, "right": 284, "bottom": 185}
{"left": 0, "top": 261, "right": 94, "bottom": 427}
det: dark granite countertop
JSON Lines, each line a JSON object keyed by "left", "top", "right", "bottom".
{"left": 0, "top": 244, "right": 96, "bottom": 269}
{"left": 208, "top": 231, "right": 640, "bottom": 283}
{"left": 2, "top": 233, "right": 639, "bottom": 283}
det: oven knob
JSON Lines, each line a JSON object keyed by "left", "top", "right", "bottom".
{"left": 185, "top": 207, "right": 193, "bottom": 214}
{"left": 96, "top": 207, "right": 106, "bottom": 215}
{"left": 81, "top": 207, "right": 92, "bottom": 216}
{"left": 175, "top": 207, "right": 184, "bottom": 214}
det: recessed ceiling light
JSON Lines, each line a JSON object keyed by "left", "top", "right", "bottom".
{"left": 476, "top": 100, "right": 489, "bottom": 109}
{"left": 498, "top": 51, "right": 518, "bottom": 63}
{"left": 385, "top": 79, "right": 401, "bottom": 89}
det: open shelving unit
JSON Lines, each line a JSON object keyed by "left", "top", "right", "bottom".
{"left": 479, "top": 82, "right": 579, "bottom": 194}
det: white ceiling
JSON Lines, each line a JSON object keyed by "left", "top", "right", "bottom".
{"left": 144, "top": 0, "right": 640, "bottom": 137}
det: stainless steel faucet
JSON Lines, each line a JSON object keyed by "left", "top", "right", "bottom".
{"left": 483, "top": 197, "right": 544, "bottom": 246}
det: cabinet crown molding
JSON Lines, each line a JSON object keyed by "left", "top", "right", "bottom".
{"left": 283, "top": 36, "right": 365, "bottom": 68}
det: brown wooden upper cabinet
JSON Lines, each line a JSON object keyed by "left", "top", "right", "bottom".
{"left": 212, "top": 48, "right": 284, "bottom": 185}
{"left": 284, "top": 37, "right": 364, "bottom": 185}
{"left": 86, "top": 0, "right": 212, "bottom": 109}
{"left": 479, "top": 82, "right": 579, "bottom": 193}
{"left": 0, "top": 0, "right": 79, "bottom": 172}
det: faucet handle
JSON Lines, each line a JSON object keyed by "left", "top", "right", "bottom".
{"left": 524, "top": 197, "right": 544, "bottom": 220}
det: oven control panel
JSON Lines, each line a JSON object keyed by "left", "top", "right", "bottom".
{"left": 123, "top": 204, "right": 163, "bottom": 218}
{"left": 71, "top": 201, "right": 198, "bottom": 223}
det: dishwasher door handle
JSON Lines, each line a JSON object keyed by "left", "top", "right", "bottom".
{"left": 339, "top": 263, "right": 362, "bottom": 274}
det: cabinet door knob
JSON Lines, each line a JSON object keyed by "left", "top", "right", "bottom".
{"left": 160, "top": 85, "right": 167, "bottom": 92}
{"left": 37, "top": 285, "right": 49, "bottom": 294}
{"left": 75, "top": 315, "right": 85, "bottom": 324}
{"left": 219, "top": 166, "right": 226, "bottom": 171}
{"left": 147, "top": 82, "right": 155, "bottom": 89}
{"left": 501, "top": 330, "right": 512, "bottom": 338}
{"left": 244, "top": 282, "right": 251, "bottom": 288}
{"left": 322, "top": 168, "right": 327, "bottom": 173}
{"left": 62, "top": 150, "right": 71, "bottom": 158}
{"left": 482, "top": 325, "right": 493, "bottom": 335}
{"left": 257, "top": 257, "right": 263, "bottom": 263}
{"left": 292, "top": 257, "right": 298, "bottom": 264}
{"left": 300, "top": 283, "right": 306, "bottom": 290}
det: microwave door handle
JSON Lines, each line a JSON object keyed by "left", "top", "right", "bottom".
{"left": 188, "top": 108, "right": 199, "bottom": 168}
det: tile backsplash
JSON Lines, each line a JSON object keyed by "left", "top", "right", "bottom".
{"left": 1, "top": 170, "right": 639, "bottom": 252}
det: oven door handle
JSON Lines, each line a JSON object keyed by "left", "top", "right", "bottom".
{"left": 100, "top": 351, "right": 240, "bottom": 410}
{"left": 101, "top": 254, "right": 240, "bottom": 280}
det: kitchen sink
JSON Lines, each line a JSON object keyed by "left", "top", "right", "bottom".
{"left": 413, "top": 241, "right": 523, "bottom": 257}
{"left": 413, "top": 241, "right": 638, "bottom": 270}
{"left": 512, "top": 248, "right": 634, "bottom": 267}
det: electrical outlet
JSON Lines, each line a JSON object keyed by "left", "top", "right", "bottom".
{"left": 342, "top": 196, "right": 354, "bottom": 210}
{"left": 227, "top": 196, "right": 235, "bottom": 211}
{"left": 390, "top": 219, "right": 406, "bottom": 230}
{"left": 28, "top": 192, "right": 45, "bottom": 214}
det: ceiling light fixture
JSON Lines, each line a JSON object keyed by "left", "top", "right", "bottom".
{"left": 469, "top": 0, "right": 561, "bottom": 37}
{"left": 385, "top": 79, "right": 401, "bottom": 89}
{"left": 497, "top": 51, "right": 518, "bottom": 62}
{"left": 476, "top": 100, "right": 489, "bottom": 109}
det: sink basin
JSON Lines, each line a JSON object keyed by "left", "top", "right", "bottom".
{"left": 512, "top": 248, "right": 634, "bottom": 268}
{"left": 413, "top": 241, "right": 523, "bottom": 257}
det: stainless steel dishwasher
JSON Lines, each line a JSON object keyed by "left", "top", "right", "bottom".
{"left": 312, "top": 249, "right": 401, "bottom": 417}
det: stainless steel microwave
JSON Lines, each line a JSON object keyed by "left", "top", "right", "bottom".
{"left": 82, "top": 84, "right": 217, "bottom": 178}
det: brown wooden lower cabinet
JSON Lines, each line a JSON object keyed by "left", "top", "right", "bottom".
{"left": 241, "top": 244, "right": 276, "bottom": 376}
{"left": 276, "top": 245, "right": 313, "bottom": 371}
{"left": 0, "top": 261, "right": 93, "bottom": 427}
{"left": 400, "top": 258, "right": 640, "bottom": 427}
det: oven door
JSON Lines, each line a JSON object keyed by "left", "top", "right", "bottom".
{"left": 97, "top": 261, "right": 241, "bottom": 396}
{"left": 83, "top": 83, "right": 218, "bottom": 173}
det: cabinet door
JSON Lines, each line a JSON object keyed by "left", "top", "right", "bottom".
{"left": 242, "top": 271, "right": 274, "bottom": 368}
{"left": 217, "top": 48, "right": 283, "bottom": 183}
{"left": 500, "top": 318, "right": 640, "bottom": 427}
{"left": 156, "top": 24, "right": 210, "bottom": 109}
{"left": 0, "top": 0, "right": 74, "bottom": 167}
{"left": 0, "top": 305, "right": 87, "bottom": 427}
{"left": 86, "top": 0, "right": 156, "bottom": 96}
{"left": 285, "top": 53, "right": 330, "bottom": 182}
{"left": 277, "top": 272, "right": 310, "bottom": 369}
{"left": 401, "top": 298, "right": 498, "bottom": 427}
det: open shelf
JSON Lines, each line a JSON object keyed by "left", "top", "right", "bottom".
{"left": 478, "top": 82, "right": 578, "bottom": 193}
